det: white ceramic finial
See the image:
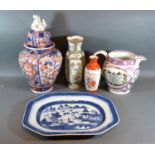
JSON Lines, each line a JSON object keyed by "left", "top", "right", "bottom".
{"left": 31, "top": 14, "right": 47, "bottom": 32}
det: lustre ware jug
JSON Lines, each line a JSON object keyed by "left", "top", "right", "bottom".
{"left": 94, "top": 50, "right": 147, "bottom": 94}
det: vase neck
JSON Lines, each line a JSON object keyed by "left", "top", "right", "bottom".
{"left": 67, "top": 36, "right": 83, "bottom": 52}
{"left": 90, "top": 58, "right": 98, "bottom": 64}
{"left": 68, "top": 42, "right": 82, "bottom": 52}
{"left": 87, "top": 55, "right": 100, "bottom": 70}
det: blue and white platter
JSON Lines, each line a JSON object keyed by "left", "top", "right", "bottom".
{"left": 22, "top": 92, "right": 120, "bottom": 136}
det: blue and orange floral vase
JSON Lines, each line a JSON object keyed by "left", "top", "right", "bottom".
{"left": 19, "top": 15, "right": 62, "bottom": 93}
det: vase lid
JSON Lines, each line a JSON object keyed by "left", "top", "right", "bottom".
{"left": 24, "top": 15, "right": 53, "bottom": 49}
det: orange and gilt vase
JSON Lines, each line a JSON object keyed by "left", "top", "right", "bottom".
{"left": 85, "top": 55, "right": 101, "bottom": 92}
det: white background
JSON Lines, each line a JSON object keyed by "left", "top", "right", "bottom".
{"left": 0, "top": 0, "right": 155, "bottom": 10}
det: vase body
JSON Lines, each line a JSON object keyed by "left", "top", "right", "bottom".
{"left": 94, "top": 50, "right": 147, "bottom": 95}
{"left": 65, "top": 36, "right": 85, "bottom": 89}
{"left": 85, "top": 55, "right": 101, "bottom": 92}
{"left": 19, "top": 45, "right": 62, "bottom": 93}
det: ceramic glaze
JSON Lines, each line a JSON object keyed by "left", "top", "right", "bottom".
{"left": 94, "top": 50, "right": 147, "bottom": 94}
{"left": 23, "top": 92, "right": 119, "bottom": 136}
{"left": 27, "top": 30, "right": 51, "bottom": 48}
{"left": 85, "top": 55, "right": 101, "bottom": 92}
{"left": 19, "top": 15, "right": 62, "bottom": 93}
{"left": 31, "top": 14, "right": 47, "bottom": 32}
{"left": 65, "top": 36, "right": 85, "bottom": 89}
{"left": 37, "top": 101, "right": 104, "bottom": 130}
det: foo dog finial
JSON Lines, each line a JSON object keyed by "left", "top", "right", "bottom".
{"left": 31, "top": 14, "right": 47, "bottom": 32}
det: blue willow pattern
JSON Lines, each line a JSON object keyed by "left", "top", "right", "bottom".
{"left": 37, "top": 102, "right": 104, "bottom": 130}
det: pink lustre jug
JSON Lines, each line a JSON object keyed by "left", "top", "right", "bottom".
{"left": 19, "top": 15, "right": 62, "bottom": 93}
{"left": 94, "top": 50, "right": 147, "bottom": 94}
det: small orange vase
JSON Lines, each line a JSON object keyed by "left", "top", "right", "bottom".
{"left": 85, "top": 55, "right": 101, "bottom": 92}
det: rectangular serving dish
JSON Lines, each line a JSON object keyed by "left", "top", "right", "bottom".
{"left": 23, "top": 92, "right": 119, "bottom": 136}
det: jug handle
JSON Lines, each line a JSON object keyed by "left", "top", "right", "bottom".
{"left": 94, "top": 50, "right": 108, "bottom": 58}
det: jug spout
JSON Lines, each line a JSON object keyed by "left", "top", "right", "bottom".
{"left": 135, "top": 55, "right": 147, "bottom": 68}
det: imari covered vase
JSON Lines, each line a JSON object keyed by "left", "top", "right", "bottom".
{"left": 19, "top": 15, "right": 62, "bottom": 93}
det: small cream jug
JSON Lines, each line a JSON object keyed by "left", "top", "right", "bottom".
{"left": 94, "top": 50, "right": 147, "bottom": 94}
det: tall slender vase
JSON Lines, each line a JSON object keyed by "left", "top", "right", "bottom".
{"left": 65, "top": 36, "right": 85, "bottom": 89}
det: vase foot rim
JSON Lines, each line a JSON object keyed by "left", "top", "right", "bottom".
{"left": 109, "top": 88, "right": 130, "bottom": 95}
{"left": 86, "top": 90, "right": 97, "bottom": 93}
{"left": 31, "top": 87, "right": 53, "bottom": 94}
{"left": 68, "top": 84, "right": 81, "bottom": 90}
